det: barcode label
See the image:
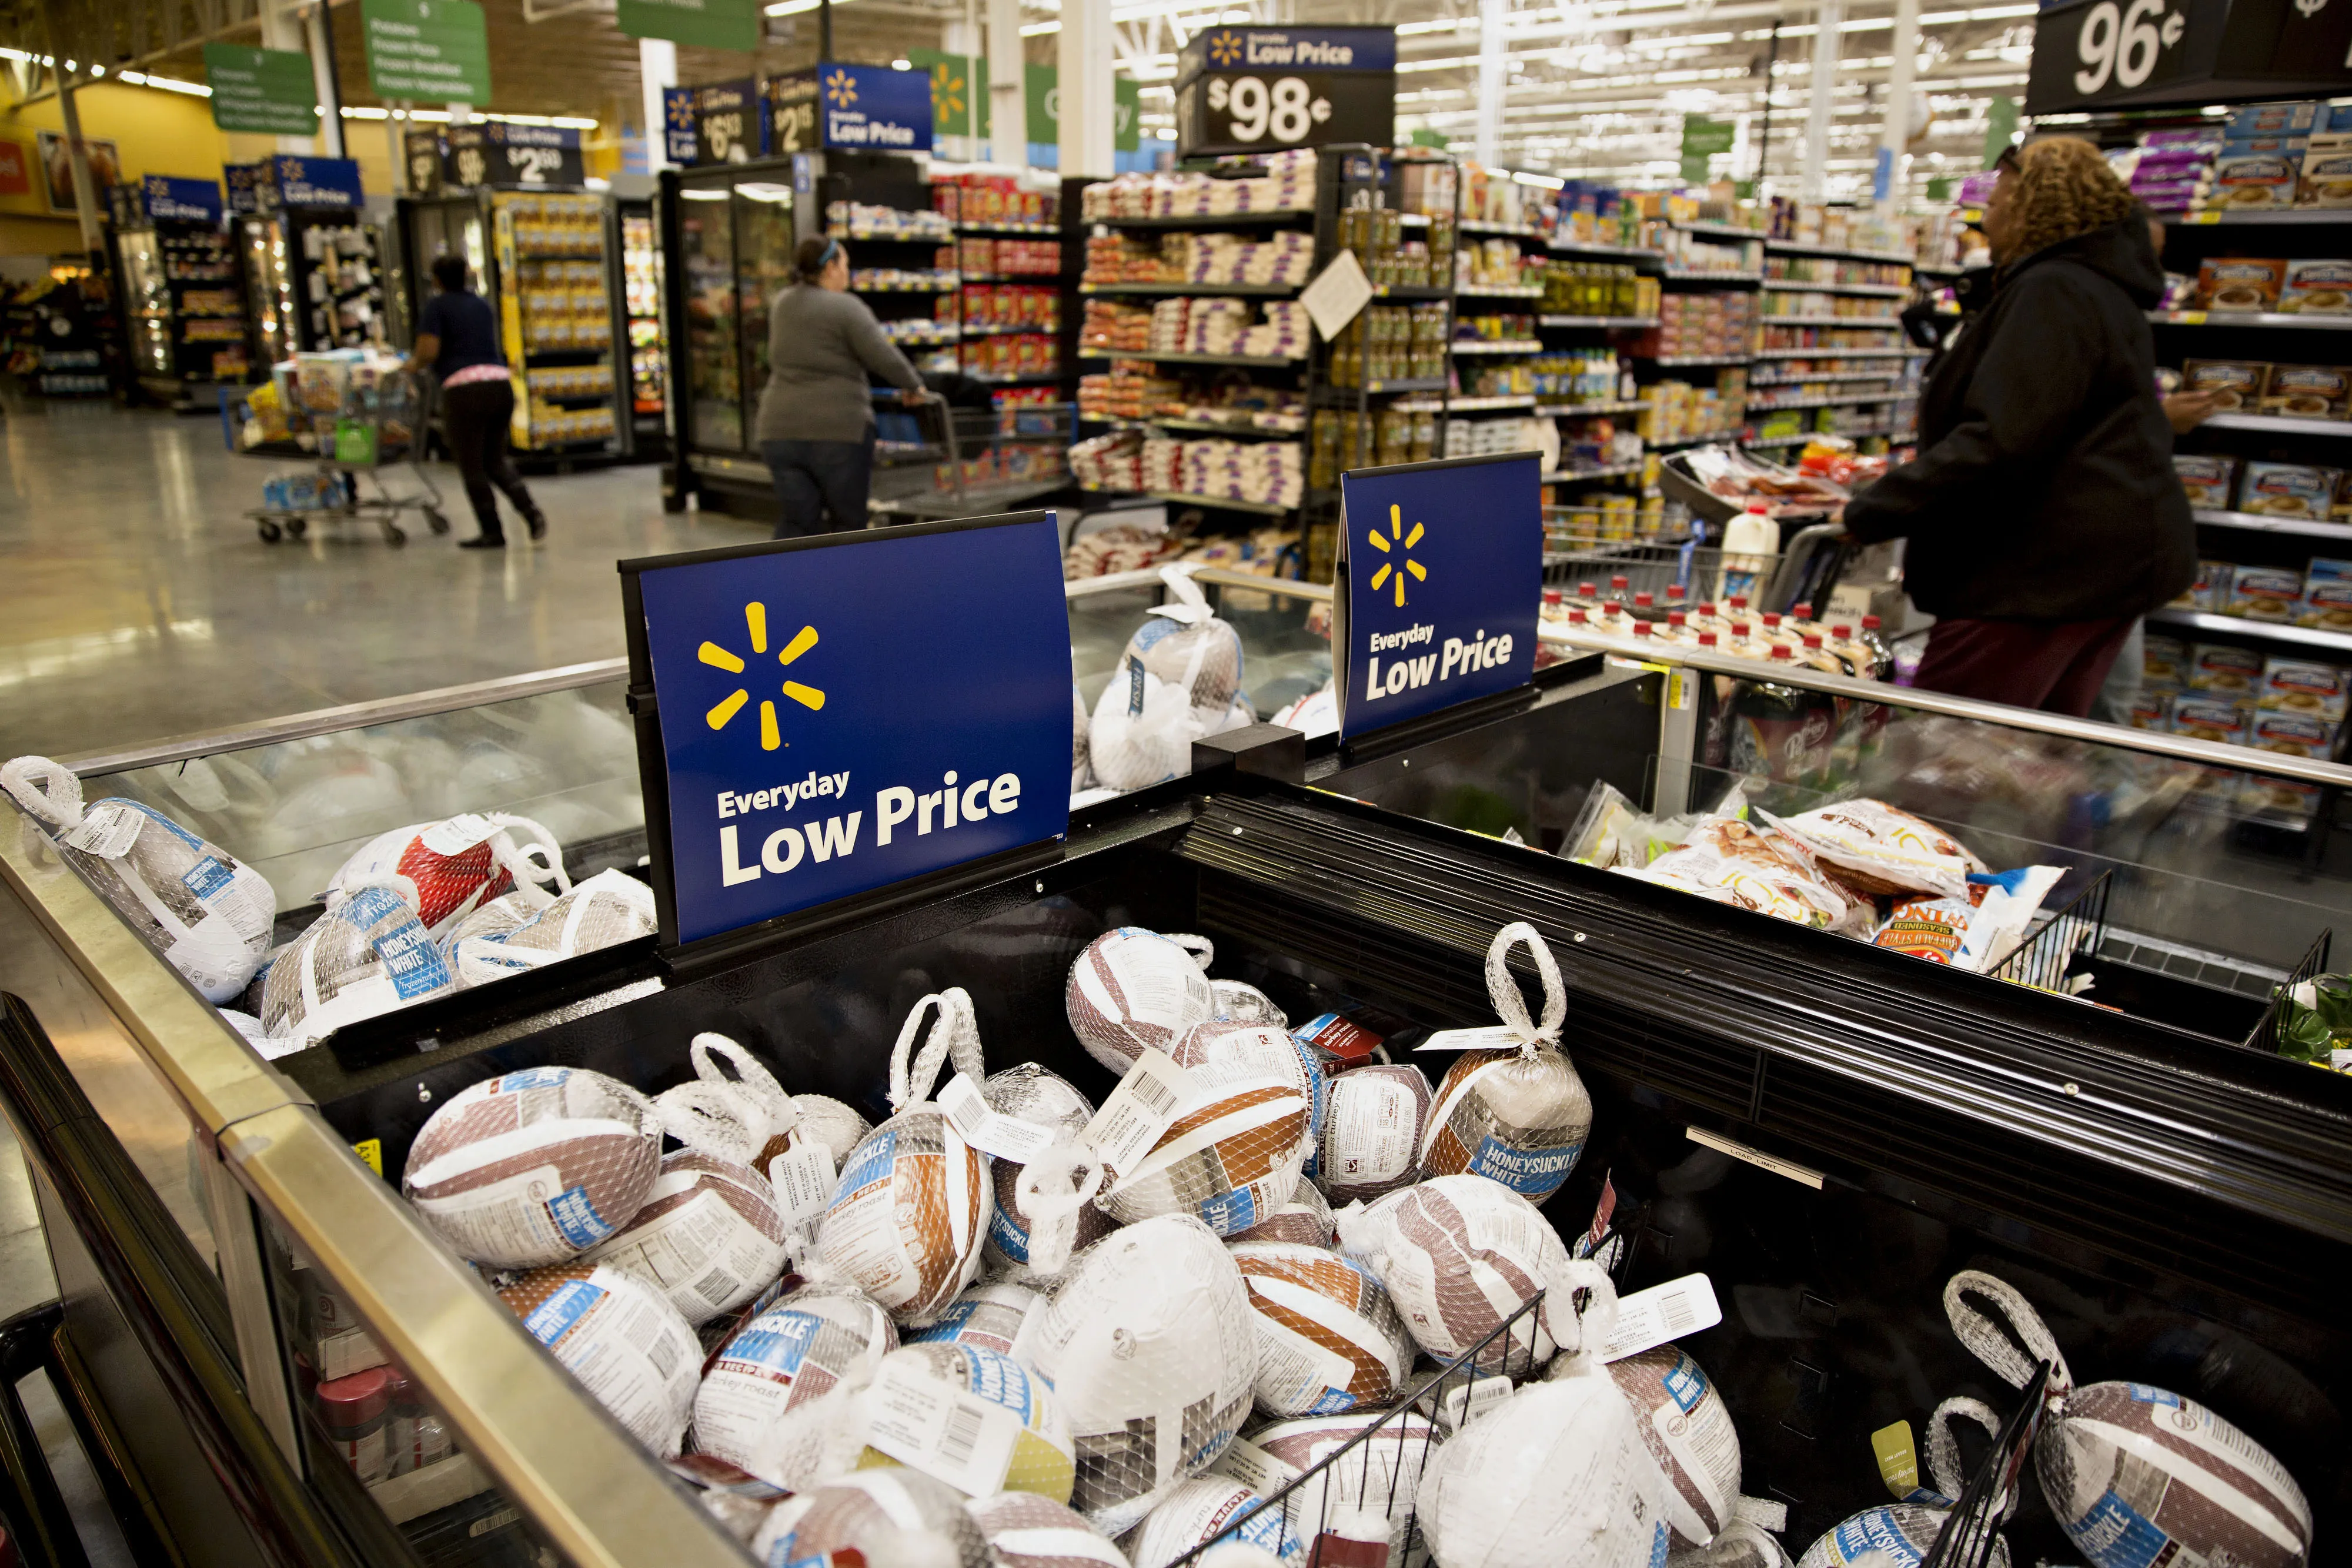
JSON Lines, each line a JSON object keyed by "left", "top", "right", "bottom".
{"left": 940, "top": 1402, "right": 984, "bottom": 1466}
{"left": 1600, "top": 1273, "right": 1723, "bottom": 1363}
{"left": 1130, "top": 1068, "right": 1177, "bottom": 1113}
{"left": 861, "top": 1358, "right": 1022, "bottom": 1497}
{"left": 1079, "top": 1048, "right": 1195, "bottom": 1176}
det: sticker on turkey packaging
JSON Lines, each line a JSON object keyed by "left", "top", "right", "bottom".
{"left": 1599, "top": 1273, "right": 1723, "bottom": 1363}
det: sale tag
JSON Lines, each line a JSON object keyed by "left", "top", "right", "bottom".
{"left": 1872, "top": 1420, "right": 1922, "bottom": 1499}
{"left": 1599, "top": 1273, "right": 1723, "bottom": 1363}
{"left": 1210, "top": 1433, "right": 1302, "bottom": 1496}
{"left": 767, "top": 1138, "right": 837, "bottom": 1229}
{"left": 1431, "top": 1374, "right": 1514, "bottom": 1434}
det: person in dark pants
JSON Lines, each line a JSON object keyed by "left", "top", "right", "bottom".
{"left": 1840, "top": 138, "right": 2194, "bottom": 717}
{"left": 754, "top": 237, "right": 926, "bottom": 540}
{"left": 412, "top": 255, "right": 544, "bottom": 550}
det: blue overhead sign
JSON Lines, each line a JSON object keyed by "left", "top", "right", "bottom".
{"left": 142, "top": 174, "right": 224, "bottom": 223}
{"left": 270, "top": 154, "right": 363, "bottom": 208}
{"left": 1177, "top": 25, "right": 1398, "bottom": 81}
{"left": 820, "top": 61, "right": 933, "bottom": 152}
{"left": 625, "top": 514, "right": 1071, "bottom": 946}
{"left": 1334, "top": 453, "right": 1543, "bottom": 741}
{"left": 664, "top": 86, "right": 699, "bottom": 165}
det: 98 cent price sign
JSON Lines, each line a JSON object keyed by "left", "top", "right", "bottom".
{"left": 1177, "top": 26, "right": 1394, "bottom": 158}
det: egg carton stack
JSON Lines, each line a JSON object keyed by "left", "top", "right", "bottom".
{"left": 1238, "top": 302, "right": 1309, "bottom": 361}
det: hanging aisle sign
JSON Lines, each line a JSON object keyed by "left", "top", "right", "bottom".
{"left": 483, "top": 123, "right": 585, "bottom": 188}
{"left": 664, "top": 86, "right": 700, "bottom": 166}
{"left": 405, "top": 130, "right": 446, "bottom": 196}
{"left": 269, "top": 155, "right": 365, "bottom": 209}
{"left": 225, "top": 162, "right": 263, "bottom": 213}
{"left": 202, "top": 45, "right": 320, "bottom": 136}
{"left": 2025, "top": 0, "right": 2352, "bottom": 113}
{"left": 621, "top": 514, "right": 1072, "bottom": 947}
{"left": 766, "top": 72, "right": 820, "bottom": 156}
{"left": 140, "top": 175, "right": 225, "bottom": 223}
{"left": 360, "top": 0, "right": 493, "bottom": 105}
{"left": 696, "top": 79, "right": 768, "bottom": 165}
{"left": 1175, "top": 25, "right": 1395, "bottom": 158}
{"left": 818, "top": 62, "right": 934, "bottom": 153}
{"left": 616, "top": 0, "right": 757, "bottom": 52}
{"left": 1333, "top": 453, "right": 1543, "bottom": 741}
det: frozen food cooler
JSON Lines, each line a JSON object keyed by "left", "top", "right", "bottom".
{"left": 5, "top": 609, "right": 2350, "bottom": 1568}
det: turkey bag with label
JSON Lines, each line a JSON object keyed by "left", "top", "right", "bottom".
{"left": 3, "top": 756, "right": 275, "bottom": 1003}
{"left": 655, "top": 1033, "right": 846, "bottom": 1237}
{"left": 1796, "top": 1395, "right": 2015, "bottom": 1568}
{"left": 694, "top": 1278, "right": 898, "bottom": 1492}
{"left": 260, "top": 876, "right": 459, "bottom": 1048}
{"left": 452, "top": 867, "right": 655, "bottom": 987}
{"left": 979, "top": 1064, "right": 1116, "bottom": 1284}
{"left": 1067, "top": 926, "right": 1218, "bottom": 1074}
{"left": 1228, "top": 1241, "right": 1410, "bottom": 1418}
{"left": 854, "top": 1340, "right": 1077, "bottom": 1502}
{"left": 1419, "top": 922, "right": 1592, "bottom": 1203}
{"left": 1551, "top": 1340, "right": 1743, "bottom": 1550}
{"left": 322, "top": 811, "right": 569, "bottom": 938}
{"left": 580, "top": 1149, "right": 790, "bottom": 1325}
{"left": 1094, "top": 1039, "right": 1313, "bottom": 1239}
{"left": 1088, "top": 568, "right": 1250, "bottom": 792}
{"left": 496, "top": 1261, "right": 701, "bottom": 1458}
{"left": 752, "top": 1467, "right": 994, "bottom": 1568}
{"left": 967, "top": 1490, "right": 1132, "bottom": 1568}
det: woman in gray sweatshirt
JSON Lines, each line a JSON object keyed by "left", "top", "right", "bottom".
{"left": 754, "top": 236, "right": 927, "bottom": 539}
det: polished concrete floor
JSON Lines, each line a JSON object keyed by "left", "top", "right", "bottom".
{"left": 0, "top": 396, "right": 772, "bottom": 760}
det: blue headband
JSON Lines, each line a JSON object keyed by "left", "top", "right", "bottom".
{"left": 818, "top": 238, "right": 840, "bottom": 269}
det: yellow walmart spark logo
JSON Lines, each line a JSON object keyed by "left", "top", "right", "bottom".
{"left": 826, "top": 68, "right": 858, "bottom": 109}
{"left": 1366, "top": 504, "right": 1427, "bottom": 608}
{"left": 930, "top": 62, "right": 965, "bottom": 122}
{"left": 699, "top": 602, "right": 825, "bottom": 753}
{"left": 1208, "top": 29, "right": 1242, "bottom": 64}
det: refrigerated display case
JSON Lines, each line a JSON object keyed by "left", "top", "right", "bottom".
{"left": 7, "top": 573, "right": 2351, "bottom": 1568}
{"left": 619, "top": 199, "right": 666, "bottom": 447}
{"left": 241, "top": 209, "right": 390, "bottom": 356}
{"left": 115, "top": 218, "right": 253, "bottom": 403}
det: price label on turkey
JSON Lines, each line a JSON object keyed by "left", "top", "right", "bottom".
{"left": 1175, "top": 25, "right": 1395, "bottom": 157}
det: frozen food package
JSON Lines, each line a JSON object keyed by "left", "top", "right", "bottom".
{"left": 1028, "top": 1213, "right": 1257, "bottom": 1534}
{"left": 579, "top": 1149, "right": 789, "bottom": 1325}
{"left": 2141, "top": 635, "right": 2188, "bottom": 688}
{"left": 1945, "top": 1270, "right": 2311, "bottom": 1568}
{"left": 403, "top": 1065, "right": 662, "bottom": 1268}
{"left": 1317, "top": 1062, "right": 1430, "bottom": 1203}
{"left": 904, "top": 1280, "right": 1050, "bottom": 1368}
{"left": 1584, "top": 1345, "right": 1743, "bottom": 1550}
{"left": 1228, "top": 1240, "right": 1410, "bottom": 1417}
{"left": 2171, "top": 453, "right": 2237, "bottom": 509}
{"left": 1632, "top": 818, "right": 1853, "bottom": 931}
{"left": 2187, "top": 642, "right": 2265, "bottom": 693}
{"left": 854, "top": 1342, "right": 1077, "bottom": 1502}
{"left": 1122, "top": 1477, "right": 1300, "bottom": 1568}
{"left": 2259, "top": 657, "right": 2350, "bottom": 718}
{"left": 2300, "top": 556, "right": 2352, "bottom": 628}
{"left": 1872, "top": 867, "right": 2064, "bottom": 974}
{"left": 2298, "top": 143, "right": 2352, "bottom": 207}
{"left": 1416, "top": 923, "right": 1592, "bottom": 1201}
{"left": 2210, "top": 147, "right": 2299, "bottom": 209}
{"left": 2180, "top": 357, "right": 2269, "bottom": 410}
{"left": 817, "top": 988, "right": 993, "bottom": 1325}
{"left": 653, "top": 1032, "right": 803, "bottom": 1179}
{"left": 2259, "top": 363, "right": 2352, "bottom": 419}
{"left": 2196, "top": 256, "right": 2289, "bottom": 307}
{"left": 2238, "top": 460, "right": 2341, "bottom": 519}
{"left": 497, "top": 1261, "right": 701, "bottom": 1458}
{"left": 262, "top": 878, "right": 457, "bottom": 1050}
{"left": 981, "top": 1063, "right": 1114, "bottom": 1282}
{"left": 752, "top": 1470, "right": 994, "bottom": 1568}
{"left": 2, "top": 757, "right": 276, "bottom": 1004}
{"left": 452, "top": 867, "right": 656, "bottom": 986}
{"left": 1217, "top": 1409, "right": 1438, "bottom": 1568}
{"left": 2170, "top": 694, "right": 2252, "bottom": 744}
{"left": 967, "top": 1491, "right": 1132, "bottom": 1568}
{"left": 1762, "top": 800, "right": 1983, "bottom": 900}
{"left": 1067, "top": 926, "right": 1218, "bottom": 1074}
{"left": 1172, "top": 1018, "right": 1327, "bottom": 1172}
{"left": 1097, "top": 1038, "right": 1312, "bottom": 1237}
{"left": 321, "top": 812, "right": 569, "bottom": 939}
{"left": 694, "top": 1278, "right": 898, "bottom": 1489}
{"left": 1794, "top": 1505, "right": 1970, "bottom": 1568}
{"left": 1228, "top": 1173, "right": 1337, "bottom": 1248}
{"left": 1416, "top": 1376, "right": 1672, "bottom": 1568}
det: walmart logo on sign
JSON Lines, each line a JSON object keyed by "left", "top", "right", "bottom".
{"left": 699, "top": 601, "right": 824, "bottom": 753}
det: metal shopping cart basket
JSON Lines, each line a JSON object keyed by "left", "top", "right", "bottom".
{"left": 870, "top": 389, "right": 1075, "bottom": 523}
{"left": 224, "top": 362, "right": 450, "bottom": 547}
{"left": 1543, "top": 509, "right": 1853, "bottom": 614}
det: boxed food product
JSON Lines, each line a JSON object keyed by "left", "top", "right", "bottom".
{"left": 2143, "top": 634, "right": 2188, "bottom": 688}
{"left": 2173, "top": 453, "right": 2237, "bottom": 507}
{"left": 2171, "top": 559, "right": 2230, "bottom": 610}
{"left": 2300, "top": 557, "right": 2352, "bottom": 628}
{"left": 2281, "top": 259, "right": 2352, "bottom": 310}
{"left": 2259, "top": 656, "right": 2350, "bottom": 718}
{"left": 2169, "top": 693, "right": 2253, "bottom": 742}
{"left": 2187, "top": 642, "right": 2266, "bottom": 693}
{"left": 2229, "top": 102, "right": 2319, "bottom": 137}
{"left": 2196, "top": 258, "right": 2288, "bottom": 310}
{"left": 2211, "top": 149, "right": 2303, "bottom": 211}
{"left": 2260, "top": 363, "right": 2352, "bottom": 419}
{"left": 2227, "top": 564, "right": 2306, "bottom": 620}
{"left": 2249, "top": 708, "right": 2341, "bottom": 757}
{"left": 2239, "top": 459, "right": 2342, "bottom": 517}
{"left": 2127, "top": 694, "right": 2170, "bottom": 730}
{"left": 2181, "top": 357, "right": 2269, "bottom": 410}
{"left": 2300, "top": 139, "right": 2352, "bottom": 208}
{"left": 2242, "top": 774, "right": 2324, "bottom": 820}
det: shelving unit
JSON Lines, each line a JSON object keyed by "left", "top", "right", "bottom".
{"left": 2204, "top": 412, "right": 2352, "bottom": 437}
{"left": 492, "top": 192, "right": 622, "bottom": 460}
{"left": 1079, "top": 282, "right": 1298, "bottom": 296}
{"left": 2195, "top": 507, "right": 2352, "bottom": 540}
{"left": 937, "top": 177, "right": 1067, "bottom": 397}
{"left": 2147, "top": 310, "right": 2352, "bottom": 330}
{"left": 114, "top": 218, "right": 253, "bottom": 406}
{"left": 2148, "top": 606, "right": 2352, "bottom": 656}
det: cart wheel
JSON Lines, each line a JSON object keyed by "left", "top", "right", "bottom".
{"left": 381, "top": 520, "right": 407, "bottom": 547}
{"left": 424, "top": 507, "right": 451, "bottom": 536}
{"left": 286, "top": 515, "right": 308, "bottom": 540}
{"left": 257, "top": 519, "right": 282, "bottom": 544}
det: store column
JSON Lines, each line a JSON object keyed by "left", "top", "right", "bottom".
{"left": 305, "top": 2, "right": 346, "bottom": 157}
{"left": 989, "top": 0, "right": 1023, "bottom": 165}
{"left": 1800, "top": 0, "right": 1841, "bottom": 201}
{"left": 641, "top": 38, "right": 678, "bottom": 171}
{"left": 1057, "top": 0, "right": 1114, "bottom": 178}
{"left": 1875, "top": 0, "right": 1917, "bottom": 215}
{"left": 1476, "top": 0, "right": 1505, "bottom": 169}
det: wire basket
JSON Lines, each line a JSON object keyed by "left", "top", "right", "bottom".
{"left": 1543, "top": 519, "right": 1850, "bottom": 617}
{"left": 1920, "top": 1360, "right": 2050, "bottom": 1568}
{"left": 1991, "top": 871, "right": 2112, "bottom": 993}
{"left": 2243, "top": 927, "right": 2334, "bottom": 1054}
{"left": 871, "top": 397, "right": 1077, "bottom": 519}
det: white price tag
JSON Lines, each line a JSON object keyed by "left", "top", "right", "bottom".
{"left": 1210, "top": 1433, "right": 1302, "bottom": 1496}
{"left": 938, "top": 1072, "right": 1057, "bottom": 1164}
{"left": 1078, "top": 1048, "right": 1195, "bottom": 1175}
{"left": 60, "top": 803, "right": 145, "bottom": 860}
{"left": 1416, "top": 1025, "right": 1527, "bottom": 1053}
{"left": 1600, "top": 1273, "right": 1723, "bottom": 1363}
{"left": 861, "top": 1357, "right": 1023, "bottom": 1497}
{"left": 766, "top": 1138, "right": 837, "bottom": 1229}
{"left": 418, "top": 812, "right": 501, "bottom": 856}
{"left": 1431, "top": 1374, "right": 1514, "bottom": 1435}
{"left": 1300, "top": 248, "right": 1374, "bottom": 342}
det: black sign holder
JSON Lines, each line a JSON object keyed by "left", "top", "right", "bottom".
{"left": 2026, "top": 0, "right": 2352, "bottom": 114}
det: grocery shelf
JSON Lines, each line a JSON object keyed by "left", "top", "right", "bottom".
{"left": 1765, "top": 238, "right": 1917, "bottom": 265}
{"left": 1648, "top": 432, "right": 1741, "bottom": 450}
{"left": 1430, "top": 394, "right": 1535, "bottom": 411}
{"left": 1456, "top": 284, "right": 1545, "bottom": 299}
{"left": 1077, "top": 349, "right": 1304, "bottom": 368}
{"left": 1750, "top": 369, "right": 1915, "bottom": 386}
{"left": 2179, "top": 209, "right": 2352, "bottom": 226}
{"left": 1538, "top": 314, "right": 1659, "bottom": 329}
{"left": 1315, "top": 377, "right": 1449, "bottom": 395}
{"left": 2203, "top": 411, "right": 2352, "bottom": 436}
{"left": 1748, "top": 391, "right": 1909, "bottom": 412}
{"left": 1081, "top": 484, "right": 1296, "bottom": 516}
{"left": 1540, "top": 398, "right": 1648, "bottom": 415}
{"left": 1662, "top": 270, "right": 1763, "bottom": 283}
{"left": 2192, "top": 507, "right": 2352, "bottom": 540}
{"left": 1759, "top": 315, "right": 1904, "bottom": 328}
{"left": 842, "top": 228, "right": 954, "bottom": 243}
{"left": 957, "top": 222, "right": 1057, "bottom": 235}
{"left": 1081, "top": 414, "right": 1305, "bottom": 437}
{"left": 1635, "top": 353, "right": 1750, "bottom": 366}
{"left": 1548, "top": 236, "right": 1667, "bottom": 262}
{"left": 1090, "top": 210, "right": 1315, "bottom": 228}
{"left": 1371, "top": 284, "right": 1450, "bottom": 300}
{"left": 2147, "top": 606, "right": 2352, "bottom": 654}
{"left": 856, "top": 280, "right": 961, "bottom": 292}
{"left": 1760, "top": 279, "right": 1911, "bottom": 297}
{"left": 1753, "top": 347, "right": 1922, "bottom": 360}
{"left": 1080, "top": 282, "right": 1301, "bottom": 296}
{"left": 2146, "top": 309, "right": 2352, "bottom": 330}
{"left": 1450, "top": 340, "right": 1546, "bottom": 355}
{"left": 1396, "top": 212, "right": 1431, "bottom": 228}
{"left": 1460, "top": 219, "right": 1548, "bottom": 238}
{"left": 965, "top": 371, "right": 1064, "bottom": 385}
{"left": 960, "top": 323, "right": 1053, "bottom": 336}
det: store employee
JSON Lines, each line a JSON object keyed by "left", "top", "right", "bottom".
{"left": 756, "top": 237, "right": 928, "bottom": 540}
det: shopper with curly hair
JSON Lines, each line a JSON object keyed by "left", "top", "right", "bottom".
{"left": 1842, "top": 136, "right": 2193, "bottom": 716}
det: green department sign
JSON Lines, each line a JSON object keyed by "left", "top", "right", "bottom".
{"left": 203, "top": 45, "right": 319, "bottom": 135}
{"left": 361, "top": 0, "right": 493, "bottom": 103}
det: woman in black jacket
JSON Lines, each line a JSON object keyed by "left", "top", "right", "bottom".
{"left": 1843, "top": 136, "right": 2193, "bottom": 716}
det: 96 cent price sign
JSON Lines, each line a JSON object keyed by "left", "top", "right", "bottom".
{"left": 2027, "top": 0, "right": 2352, "bottom": 112}
{"left": 1177, "top": 25, "right": 1394, "bottom": 158}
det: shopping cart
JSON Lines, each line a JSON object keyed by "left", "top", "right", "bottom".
{"left": 225, "top": 362, "right": 450, "bottom": 547}
{"left": 870, "top": 389, "right": 1075, "bottom": 521}
{"left": 1542, "top": 510, "right": 1853, "bottom": 614}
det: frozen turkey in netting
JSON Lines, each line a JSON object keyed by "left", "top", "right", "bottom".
{"left": 1416, "top": 1375, "right": 1672, "bottom": 1568}
{"left": 1121, "top": 1477, "right": 1304, "bottom": 1568}
{"left": 856, "top": 1341, "right": 1077, "bottom": 1502}
{"left": 322, "top": 813, "right": 568, "bottom": 939}
{"left": 453, "top": 867, "right": 655, "bottom": 987}
{"left": 1794, "top": 1505, "right": 1994, "bottom": 1568}
{"left": 2, "top": 757, "right": 276, "bottom": 1004}
{"left": 403, "top": 1065, "right": 660, "bottom": 1268}
{"left": 751, "top": 1467, "right": 995, "bottom": 1568}
{"left": 1418, "top": 923, "right": 1591, "bottom": 1203}
{"left": 1211, "top": 980, "right": 1288, "bottom": 1028}
{"left": 1565, "top": 1344, "right": 1742, "bottom": 1550}
{"left": 1067, "top": 927, "right": 1218, "bottom": 1074}
{"left": 1944, "top": 1269, "right": 2310, "bottom": 1568}
{"left": 967, "top": 1490, "right": 1133, "bottom": 1568}
{"left": 1088, "top": 569, "right": 1248, "bottom": 793}
{"left": 695, "top": 1279, "right": 899, "bottom": 1490}
{"left": 580, "top": 1149, "right": 790, "bottom": 1325}
{"left": 1228, "top": 1242, "right": 1409, "bottom": 1417}
{"left": 1227, "top": 1175, "right": 1335, "bottom": 1249}
{"left": 653, "top": 1034, "right": 843, "bottom": 1232}
{"left": 1096, "top": 1047, "right": 1312, "bottom": 1239}
{"left": 1029, "top": 1213, "right": 1257, "bottom": 1535}
{"left": 496, "top": 1261, "right": 701, "bottom": 1458}
{"left": 1214, "top": 1409, "right": 1438, "bottom": 1568}
{"left": 1668, "top": 1519, "right": 1795, "bottom": 1568}
{"left": 261, "top": 878, "right": 459, "bottom": 1047}
{"left": 1316, "top": 1063, "right": 1429, "bottom": 1205}
{"left": 1172, "top": 1020, "right": 1328, "bottom": 1179}
{"left": 981, "top": 1065, "right": 1115, "bottom": 1282}
{"left": 816, "top": 989, "right": 992, "bottom": 1326}
{"left": 904, "top": 1280, "right": 1050, "bottom": 1369}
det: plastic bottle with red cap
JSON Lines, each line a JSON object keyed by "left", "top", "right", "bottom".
{"left": 316, "top": 1366, "right": 394, "bottom": 1483}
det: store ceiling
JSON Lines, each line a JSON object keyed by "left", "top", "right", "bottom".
{"left": 3, "top": 0, "right": 2035, "bottom": 196}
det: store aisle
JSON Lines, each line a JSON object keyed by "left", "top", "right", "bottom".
{"left": 0, "top": 399, "right": 767, "bottom": 760}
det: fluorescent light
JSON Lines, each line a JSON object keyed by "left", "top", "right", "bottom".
{"left": 681, "top": 188, "right": 731, "bottom": 200}
{"left": 1511, "top": 170, "right": 1566, "bottom": 189}
{"left": 892, "top": 58, "right": 911, "bottom": 68}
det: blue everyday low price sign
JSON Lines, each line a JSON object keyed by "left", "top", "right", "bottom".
{"left": 626, "top": 514, "right": 1070, "bottom": 945}
{"left": 270, "top": 154, "right": 363, "bottom": 208}
{"left": 141, "top": 174, "right": 224, "bottom": 223}
{"left": 820, "top": 61, "right": 933, "bottom": 152}
{"left": 1335, "top": 452, "right": 1543, "bottom": 740}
